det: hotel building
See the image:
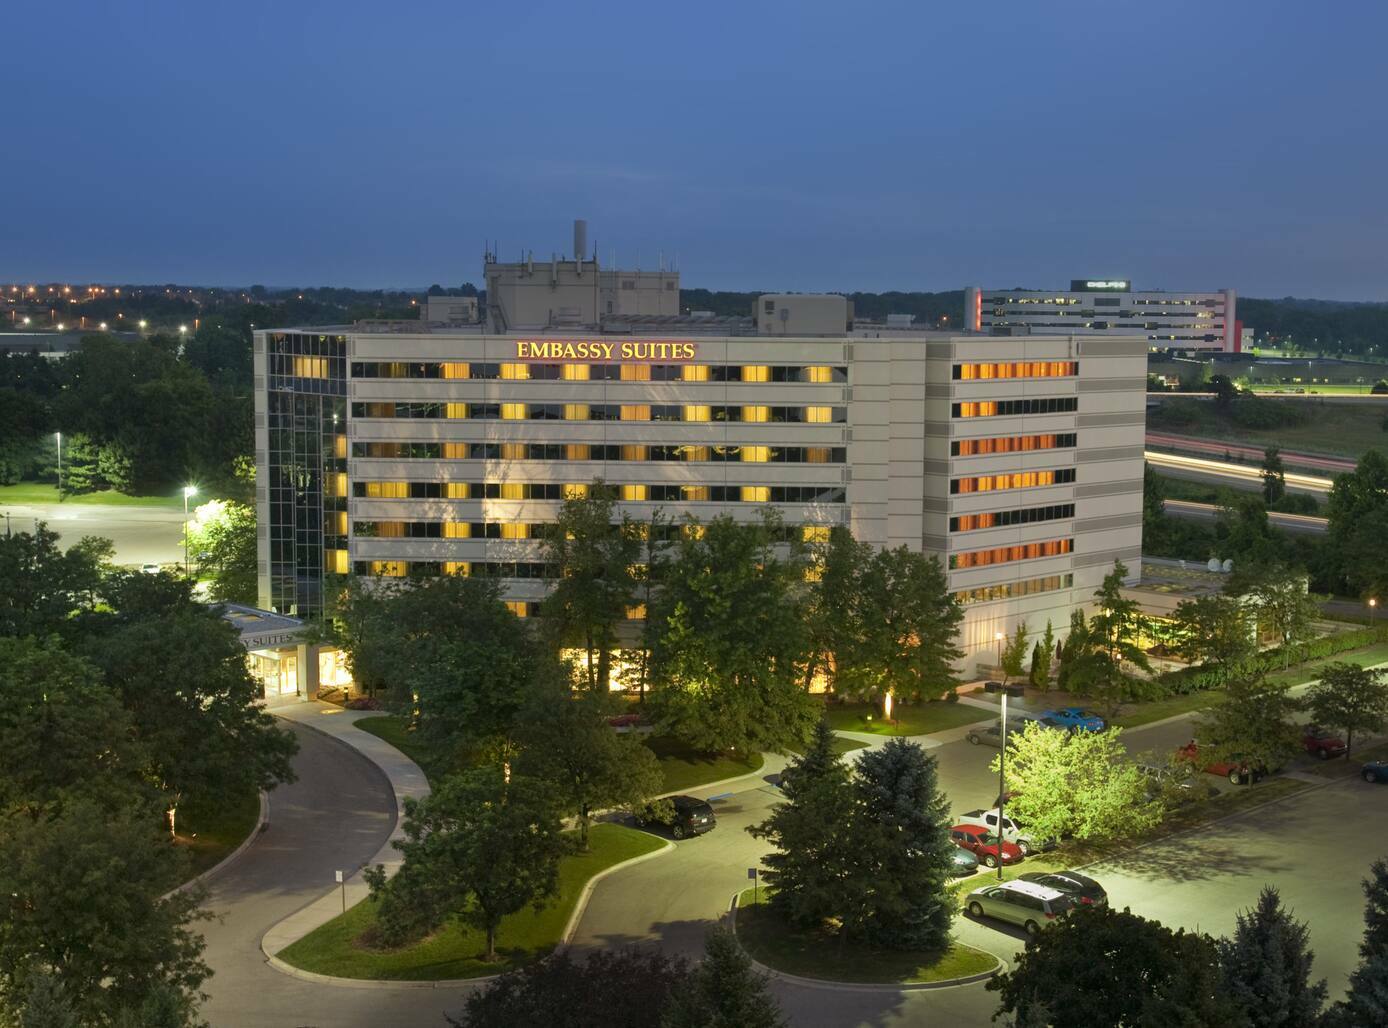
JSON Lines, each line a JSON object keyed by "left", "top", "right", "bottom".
{"left": 964, "top": 279, "right": 1239, "bottom": 353}
{"left": 255, "top": 240, "right": 1146, "bottom": 668}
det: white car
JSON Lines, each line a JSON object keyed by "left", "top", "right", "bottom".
{"left": 956, "top": 807, "right": 1055, "bottom": 857}
{"left": 140, "top": 563, "right": 162, "bottom": 575}
{"left": 966, "top": 879, "right": 1075, "bottom": 935}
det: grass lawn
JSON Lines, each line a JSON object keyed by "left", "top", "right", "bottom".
{"left": 175, "top": 786, "right": 261, "bottom": 879}
{"left": 1114, "top": 688, "right": 1223, "bottom": 728}
{"left": 355, "top": 715, "right": 451, "bottom": 784}
{"left": 735, "top": 888, "right": 997, "bottom": 984}
{"left": 822, "top": 701, "right": 991, "bottom": 738}
{"left": 275, "top": 823, "right": 663, "bottom": 980}
{"left": 0, "top": 482, "right": 186, "bottom": 508}
{"left": 645, "top": 735, "right": 765, "bottom": 793}
{"left": 1149, "top": 396, "right": 1388, "bottom": 460}
{"left": 1266, "top": 642, "right": 1388, "bottom": 688}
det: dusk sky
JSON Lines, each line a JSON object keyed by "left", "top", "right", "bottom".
{"left": 5, "top": 0, "right": 1385, "bottom": 299}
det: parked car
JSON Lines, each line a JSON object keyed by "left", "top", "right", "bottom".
{"left": 964, "top": 720, "right": 1032, "bottom": 747}
{"left": 950, "top": 824, "right": 1024, "bottom": 868}
{"left": 1362, "top": 760, "right": 1388, "bottom": 784}
{"left": 1038, "top": 707, "right": 1106, "bottom": 732}
{"left": 965, "top": 879, "right": 1075, "bottom": 935}
{"left": 950, "top": 847, "right": 980, "bottom": 878}
{"left": 634, "top": 795, "right": 716, "bottom": 839}
{"left": 606, "top": 712, "right": 644, "bottom": 729}
{"left": 1017, "top": 870, "right": 1108, "bottom": 908}
{"left": 140, "top": 562, "right": 162, "bottom": 575}
{"left": 1176, "top": 741, "right": 1268, "bottom": 785}
{"left": 956, "top": 808, "right": 1056, "bottom": 856}
{"left": 1302, "top": 726, "right": 1348, "bottom": 760}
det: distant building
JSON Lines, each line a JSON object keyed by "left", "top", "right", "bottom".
{"left": 964, "top": 280, "right": 1238, "bottom": 353}
{"left": 422, "top": 295, "right": 479, "bottom": 325}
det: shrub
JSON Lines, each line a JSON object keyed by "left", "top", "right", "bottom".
{"left": 1227, "top": 397, "right": 1309, "bottom": 430}
{"left": 1155, "top": 625, "right": 1388, "bottom": 695}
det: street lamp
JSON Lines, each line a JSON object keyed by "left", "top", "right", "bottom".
{"left": 984, "top": 680, "right": 1026, "bottom": 881}
{"left": 182, "top": 485, "right": 197, "bottom": 577}
{"left": 1370, "top": 598, "right": 1378, "bottom": 627}
{"left": 994, "top": 630, "right": 1005, "bottom": 674}
{"left": 54, "top": 432, "right": 61, "bottom": 496}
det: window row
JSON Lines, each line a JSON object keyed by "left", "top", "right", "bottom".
{"left": 350, "top": 401, "right": 847, "bottom": 424}
{"left": 350, "top": 361, "right": 849, "bottom": 383}
{"left": 948, "top": 538, "right": 1073, "bottom": 570}
{"left": 951, "top": 433, "right": 1077, "bottom": 457}
{"left": 950, "top": 468, "right": 1076, "bottom": 494}
{"left": 952, "top": 398, "right": 1079, "bottom": 419}
{"left": 954, "top": 573, "right": 1074, "bottom": 606}
{"left": 352, "top": 442, "right": 849, "bottom": 464}
{"left": 949, "top": 503, "right": 1075, "bottom": 533}
{"left": 952, "top": 361, "right": 1078, "bottom": 381}
{"left": 352, "top": 482, "right": 847, "bottom": 505}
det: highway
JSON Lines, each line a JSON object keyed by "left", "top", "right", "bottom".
{"left": 1145, "top": 431, "right": 1354, "bottom": 474}
{"left": 1162, "top": 498, "right": 1329, "bottom": 536}
{"left": 1145, "top": 450, "right": 1333, "bottom": 496}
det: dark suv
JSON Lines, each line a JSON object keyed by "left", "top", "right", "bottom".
{"left": 634, "top": 795, "right": 716, "bottom": 839}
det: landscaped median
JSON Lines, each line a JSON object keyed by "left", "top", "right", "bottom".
{"left": 822, "top": 700, "right": 992, "bottom": 738}
{"left": 732, "top": 888, "right": 999, "bottom": 986}
{"left": 274, "top": 823, "right": 665, "bottom": 981}
{"left": 175, "top": 785, "right": 263, "bottom": 881}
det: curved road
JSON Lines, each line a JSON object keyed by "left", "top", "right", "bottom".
{"left": 199, "top": 722, "right": 464, "bottom": 1027}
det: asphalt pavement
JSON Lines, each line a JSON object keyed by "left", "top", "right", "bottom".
{"left": 0, "top": 501, "right": 186, "bottom": 566}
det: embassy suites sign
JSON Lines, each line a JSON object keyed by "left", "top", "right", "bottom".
{"left": 515, "top": 340, "right": 697, "bottom": 362}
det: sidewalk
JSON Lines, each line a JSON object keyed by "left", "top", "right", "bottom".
{"left": 260, "top": 703, "right": 430, "bottom": 960}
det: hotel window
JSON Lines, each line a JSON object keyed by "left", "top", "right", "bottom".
{"left": 328, "top": 473, "right": 348, "bottom": 498}
{"left": 621, "top": 404, "right": 651, "bottom": 421}
{"left": 741, "top": 446, "right": 771, "bottom": 463}
{"left": 362, "top": 481, "right": 408, "bottom": 498}
{"left": 446, "top": 402, "right": 469, "bottom": 419}
{"left": 685, "top": 446, "right": 711, "bottom": 462}
{"left": 562, "top": 363, "right": 589, "bottom": 381}
{"left": 803, "top": 406, "right": 833, "bottom": 424}
{"left": 500, "top": 483, "right": 525, "bottom": 500}
{"left": 444, "top": 442, "right": 471, "bottom": 459}
{"left": 951, "top": 433, "right": 1077, "bottom": 456}
{"left": 742, "top": 405, "right": 771, "bottom": 423}
{"left": 334, "top": 435, "right": 348, "bottom": 459}
{"left": 500, "top": 443, "right": 527, "bottom": 460}
{"left": 500, "top": 363, "right": 530, "bottom": 380}
{"left": 444, "top": 521, "right": 471, "bottom": 538}
{"left": 625, "top": 604, "right": 647, "bottom": 620}
{"left": 446, "top": 482, "right": 470, "bottom": 499}
{"left": 949, "top": 503, "right": 1075, "bottom": 532}
{"left": 621, "top": 445, "right": 648, "bottom": 461}
{"left": 742, "top": 365, "right": 771, "bottom": 383}
{"left": 329, "top": 549, "right": 350, "bottom": 574}
{"left": 955, "top": 573, "right": 1074, "bottom": 605}
{"left": 564, "top": 403, "right": 590, "bottom": 421}
{"left": 684, "top": 523, "right": 706, "bottom": 540}
{"left": 621, "top": 484, "right": 648, "bottom": 501}
{"left": 951, "top": 468, "right": 1077, "bottom": 494}
{"left": 952, "top": 398, "right": 1078, "bottom": 418}
{"left": 805, "top": 447, "right": 833, "bottom": 463}
{"left": 442, "top": 362, "right": 470, "bottom": 379}
{"left": 802, "top": 525, "right": 831, "bottom": 544}
{"left": 505, "top": 601, "right": 529, "bottom": 618}
{"left": 444, "top": 561, "right": 470, "bottom": 576}
{"left": 949, "top": 538, "right": 1073, "bottom": 569}
{"left": 682, "top": 485, "right": 710, "bottom": 501}
{"left": 563, "top": 483, "right": 589, "bottom": 499}
{"left": 333, "top": 511, "right": 348, "bottom": 535}
{"left": 742, "top": 486, "right": 771, "bottom": 502}
{"left": 620, "top": 364, "right": 652, "bottom": 382}
{"left": 293, "top": 355, "right": 329, "bottom": 378}
{"left": 501, "top": 403, "right": 528, "bottom": 420}
{"left": 500, "top": 523, "right": 530, "bottom": 540}
{"left": 370, "top": 561, "right": 408, "bottom": 578}
{"left": 684, "top": 404, "right": 712, "bottom": 422}
{"left": 682, "top": 364, "right": 710, "bottom": 382}
{"left": 566, "top": 444, "right": 592, "bottom": 461}
{"left": 952, "top": 361, "right": 1078, "bottom": 380}
{"left": 804, "top": 365, "right": 833, "bottom": 383}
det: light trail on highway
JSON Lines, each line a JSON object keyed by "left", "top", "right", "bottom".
{"left": 1144, "top": 432, "right": 1354, "bottom": 473}
{"left": 1145, "top": 451, "right": 1334, "bottom": 493}
{"left": 1162, "top": 498, "right": 1328, "bottom": 535}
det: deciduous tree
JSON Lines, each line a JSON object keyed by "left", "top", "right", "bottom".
{"left": 1169, "top": 594, "right": 1255, "bottom": 669}
{"left": 1306, "top": 662, "right": 1388, "bottom": 759}
{"left": 1192, "top": 676, "right": 1302, "bottom": 775}
{"left": 185, "top": 498, "right": 257, "bottom": 605}
{"left": 0, "top": 526, "right": 111, "bottom": 638}
{"left": 851, "top": 546, "right": 964, "bottom": 702}
{"left": 1065, "top": 561, "right": 1153, "bottom": 719}
{"left": 1000, "top": 620, "right": 1029, "bottom": 687}
{"left": 366, "top": 767, "right": 567, "bottom": 961}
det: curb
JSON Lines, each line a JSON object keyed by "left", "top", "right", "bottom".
{"left": 165, "top": 789, "right": 268, "bottom": 899}
{"left": 265, "top": 831, "right": 678, "bottom": 989}
{"left": 654, "top": 760, "right": 782, "bottom": 801}
{"left": 727, "top": 894, "right": 1004, "bottom": 993}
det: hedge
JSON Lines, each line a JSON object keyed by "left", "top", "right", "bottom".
{"left": 1156, "top": 625, "right": 1388, "bottom": 695}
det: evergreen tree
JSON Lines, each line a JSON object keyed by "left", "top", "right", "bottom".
{"left": 1261, "top": 446, "right": 1286, "bottom": 505}
{"left": 660, "top": 928, "right": 785, "bottom": 1028}
{"left": 1359, "top": 858, "right": 1388, "bottom": 961}
{"left": 1325, "top": 860, "right": 1388, "bottom": 1026}
{"left": 1217, "top": 886, "right": 1326, "bottom": 1027}
{"left": 1000, "top": 620, "right": 1029, "bottom": 687}
{"left": 746, "top": 720, "right": 856, "bottom": 928}
{"left": 1029, "top": 620, "right": 1056, "bottom": 692}
{"left": 843, "top": 739, "right": 956, "bottom": 950}
{"left": 10, "top": 972, "right": 79, "bottom": 1028}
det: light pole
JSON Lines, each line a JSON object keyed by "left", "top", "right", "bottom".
{"left": 995, "top": 630, "right": 1005, "bottom": 680}
{"left": 54, "top": 432, "right": 62, "bottom": 497}
{"left": 182, "top": 485, "right": 197, "bottom": 578}
{"left": 1371, "top": 598, "right": 1378, "bottom": 629}
{"left": 985, "top": 679, "right": 1026, "bottom": 881}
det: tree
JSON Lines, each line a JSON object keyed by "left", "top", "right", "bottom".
{"left": 841, "top": 739, "right": 956, "bottom": 950}
{"left": 1239, "top": 569, "right": 1318, "bottom": 669}
{"left": 1326, "top": 449, "right": 1388, "bottom": 600}
{"left": 0, "top": 526, "right": 111, "bottom": 639}
{"left": 185, "top": 499, "right": 257, "bottom": 604}
{"left": 539, "top": 483, "right": 641, "bottom": 693}
{"left": 1218, "top": 886, "right": 1326, "bottom": 1028}
{"left": 516, "top": 687, "right": 664, "bottom": 850}
{"left": 802, "top": 526, "right": 870, "bottom": 695}
{"left": 648, "top": 513, "right": 816, "bottom": 754}
{"left": 746, "top": 720, "right": 857, "bottom": 929}
{"left": 987, "top": 906, "right": 1241, "bottom": 1027}
{"left": 661, "top": 928, "right": 786, "bottom": 1028}
{"left": 1192, "top": 676, "right": 1302, "bottom": 775}
{"left": 366, "top": 767, "right": 567, "bottom": 961}
{"left": 1030, "top": 620, "right": 1056, "bottom": 691}
{"left": 0, "top": 637, "right": 144, "bottom": 816}
{"left": 1054, "top": 608, "right": 1087, "bottom": 693}
{"left": 1261, "top": 447, "right": 1286, "bottom": 505}
{"left": 77, "top": 571, "right": 298, "bottom": 835}
{"left": 1065, "top": 561, "right": 1153, "bottom": 719}
{"left": 1325, "top": 859, "right": 1388, "bottom": 1027}
{"left": 449, "top": 946, "right": 691, "bottom": 1028}
{"left": 0, "top": 802, "right": 209, "bottom": 1026}
{"left": 993, "top": 722, "right": 1161, "bottom": 844}
{"left": 1305, "top": 663, "right": 1388, "bottom": 759}
{"left": 999, "top": 620, "right": 1029, "bottom": 687}
{"left": 849, "top": 546, "right": 964, "bottom": 702}
{"left": 1169, "top": 594, "right": 1255, "bottom": 669}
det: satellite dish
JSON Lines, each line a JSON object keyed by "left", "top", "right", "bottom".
{"left": 1222, "top": 559, "right": 1234, "bottom": 573}
{"left": 1207, "top": 558, "right": 1221, "bottom": 572}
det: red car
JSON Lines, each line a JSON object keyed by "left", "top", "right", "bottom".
{"left": 1176, "top": 742, "right": 1266, "bottom": 785}
{"left": 950, "top": 824, "right": 1024, "bottom": 868}
{"left": 1303, "top": 726, "right": 1347, "bottom": 760}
